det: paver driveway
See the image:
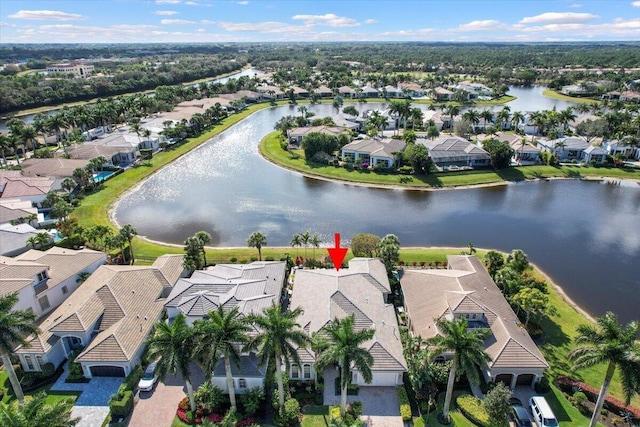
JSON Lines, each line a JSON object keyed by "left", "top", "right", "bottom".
{"left": 129, "top": 364, "right": 205, "bottom": 427}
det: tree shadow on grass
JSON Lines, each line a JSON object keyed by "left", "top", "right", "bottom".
{"left": 497, "top": 167, "right": 527, "bottom": 182}
{"left": 544, "top": 387, "right": 573, "bottom": 423}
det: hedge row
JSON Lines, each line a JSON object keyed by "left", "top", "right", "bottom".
{"left": 396, "top": 386, "right": 412, "bottom": 422}
{"left": 556, "top": 376, "right": 640, "bottom": 420}
{"left": 110, "top": 390, "right": 133, "bottom": 417}
{"left": 455, "top": 394, "right": 490, "bottom": 427}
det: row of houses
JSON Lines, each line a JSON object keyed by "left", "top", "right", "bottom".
{"left": 4, "top": 252, "right": 548, "bottom": 396}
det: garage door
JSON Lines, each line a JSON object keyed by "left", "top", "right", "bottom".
{"left": 90, "top": 365, "right": 126, "bottom": 377}
{"left": 516, "top": 374, "right": 534, "bottom": 386}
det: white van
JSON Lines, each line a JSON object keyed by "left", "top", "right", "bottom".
{"left": 529, "top": 396, "right": 559, "bottom": 427}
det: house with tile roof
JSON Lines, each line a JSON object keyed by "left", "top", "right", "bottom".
{"left": 341, "top": 137, "right": 406, "bottom": 168}
{"left": 15, "top": 255, "right": 186, "bottom": 378}
{"left": 0, "top": 223, "right": 40, "bottom": 257}
{"left": 0, "top": 199, "right": 38, "bottom": 227}
{"left": 0, "top": 171, "right": 57, "bottom": 205}
{"left": 338, "top": 86, "right": 358, "bottom": 99}
{"left": 400, "top": 255, "right": 549, "bottom": 389}
{"left": 165, "top": 261, "right": 287, "bottom": 393}
{"left": 290, "top": 258, "right": 407, "bottom": 389}
{"left": 1, "top": 247, "right": 106, "bottom": 317}
{"left": 20, "top": 158, "right": 91, "bottom": 179}
{"left": 537, "top": 136, "right": 605, "bottom": 164}
{"left": 313, "top": 85, "right": 333, "bottom": 98}
{"left": 288, "top": 126, "right": 351, "bottom": 145}
{"left": 418, "top": 135, "right": 490, "bottom": 169}
{"left": 477, "top": 132, "right": 540, "bottom": 165}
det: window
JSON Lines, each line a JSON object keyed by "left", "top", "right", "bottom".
{"left": 238, "top": 378, "right": 247, "bottom": 389}
{"left": 62, "top": 285, "right": 68, "bottom": 294}
{"left": 37, "top": 271, "right": 48, "bottom": 282}
{"left": 471, "top": 314, "right": 477, "bottom": 319}
{"left": 36, "top": 355, "right": 45, "bottom": 369}
{"left": 291, "top": 364, "right": 300, "bottom": 379}
{"left": 303, "top": 364, "right": 311, "bottom": 379}
{"left": 351, "top": 371, "right": 358, "bottom": 384}
{"left": 24, "top": 356, "right": 35, "bottom": 371}
{"left": 38, "top": 295, "right": 50, "bottom": 311}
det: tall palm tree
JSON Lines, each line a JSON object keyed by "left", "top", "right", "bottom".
{"left": 119, "top": 224, "right": 137, "bottom": 265}
{"left": 428, "top": 317, "right": 491, "bottom": 423}
{"left": 194, "top": 231, "right": 212, "bottom": 267}
{"left": 480, "top": 110, "right": 494, "bottom": 130}
{"left": 194, "top": 306, "right": 251, "bottom": 410}
{"left": 246, "top": 305, "right": 310, "bottom": 411}
{"left": 146, "top": 314, "right": 197, "bottom": 411}
{"left": 462, "top": 109, "right": 480, "bottom": 132}
{"left": 0, "top": 392, "right": 79, "bottom": 427}
{"left": 511, "top": 111, "right": 525, "bottom": 133}
{"left": 568, "top": 312, "right": 640, "bottom": 427}
{"left": 0, "top": 133, "right": 11, "bottom": 166}
{"left": 316, "top": 315, "right": 375, "bottom": 416}
{"left": 0, "top": 293, "right": 39, "bottom": 402}
{"left": 290, "top": 234, "right": 302, "bottom": 257}
{"left": 247, "top": 232, "right": 267, "bottom": 261}
{"left": 310, "top": 234, "right": 321, "bottom": 260}
{"left": 300, "top": 231, "right": 311, "bottom": 259}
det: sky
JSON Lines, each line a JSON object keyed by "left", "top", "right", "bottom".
{"left": 1, "top": 0, "right": 639, "bottom": 44}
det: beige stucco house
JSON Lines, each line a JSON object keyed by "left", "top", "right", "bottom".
{"left": 400, "top": 255, "right": 548, "bottom": 389}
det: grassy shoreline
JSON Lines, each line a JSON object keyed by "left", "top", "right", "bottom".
{"left": 260, "top": 131, "right": 640, "bottom": 190}
{"left": 542, "top": 89, "right": 602, "bottom": 104}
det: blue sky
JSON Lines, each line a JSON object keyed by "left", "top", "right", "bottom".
{"left": 1, "top": 0, "right": 639, "bottom": 43}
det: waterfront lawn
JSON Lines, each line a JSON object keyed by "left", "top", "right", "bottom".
{"left": 542, "top": 89, "right": 602, "bottom": 105}
{"left": 261, "top": 131, "right": 639, "bottom": 188}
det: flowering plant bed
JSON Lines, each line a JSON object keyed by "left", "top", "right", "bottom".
{"left": 176, "top": 403, "right": 256, "bottom": 425}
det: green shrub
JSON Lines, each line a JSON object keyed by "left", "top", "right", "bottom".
{"left": 265, "top": 256, "right": 275, "bottom": 261}
{"left": 195, "top": 382, "right": 226, "bottom": 412}
{"left": 398, "top": 165, "right": 413, "bottom": 175}
{"left": 250, "top": 257, "right": 258, "bottom": 262}
{"left": 109, "top": 390, "right": 134, "bottom": 417}
{"left": 534, "top": 375, "right": 551, "bottom": 394}
{"left": 396, "top": 386, "right": 412, "bottom": 422}
{"left": 230, "top": 257, "right": 238, "bottom": 263}
{"left": 240, "top": 386, "right": 264, "bottom": 416}
{"left": 122, "top": 365, "right": 143, "bottom": 392}
{"left": 274, "top": 397, "right": 300, "bottom": 427}
{"left": 456, "top": 394, "right": 490, "bottom": 427}
{"left": 349, "top": 400, "right": 363, "bottom": 417}
{"left": 572, "top": 391, "right": 588, "bottom": 406}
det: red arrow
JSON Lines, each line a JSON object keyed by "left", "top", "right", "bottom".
{"left": 327, "top": 233, "right": 348, "bottom": 271}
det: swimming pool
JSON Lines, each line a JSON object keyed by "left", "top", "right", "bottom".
{"left": 93, "top": 171, "right": 117, "bottom": 182}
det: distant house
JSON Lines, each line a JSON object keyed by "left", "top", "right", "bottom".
{"left": 313, "top": 86, "right": 333, "bottom": 98}
{"left": 0, "top": 199, "right": 39, "bottom": 227}
{"left": 288, "top": 126, "right": 350, "bottom": 145}
{"left": 361, "top": 85, "right": 380, "bottom": 98}
{"left": 582, "top": 145, "right": 608, "bottom": 164}
{"left": 291, "top": 86, "right": 309, "bottom": 98}
{"left": 341, "top": 137, "right": 406, "bottom": 168}
{"left": 165, "top": 261, "right": 287, "bottom": 393}
{"left": 477, "top": 132, "right": 540, "bottom": 164}
{"left": 15, "top": 255, "right": 186, "bottom": 378}
{"left": 602, "top": 140, "right": 640, "bottom": 160}
{"left": 0, "top": 223, "right": 40, "bottom": 257}
{"left": 384, "top": 85, "right": 403, "bottom": 98}
{"left": 418, "top": 135, "right": 490, "bottom": 169}
{"left": 537, "top": 137, "right": 604, "bottom": 163}
{"left": 0, "top": 247, "right": 106, "bottom": 317}
{"left": 256, "top": 85, "right": 285, "bottom": 100}
{"left": 399, "top": 82, "right": 424, "bottom": 97}
{"left": 400, "top": 255, "right": 549, "bottom": 389}
{"left": 433, "top": 87, "right": 453, "bottom": 101}
{"left": 46, "top": 62, "right": 94, "bottom": 79}
{"left": 338, "top": 86, "right": 358, "bottom": 99}
{"left": 291, "top": 258, "right": 407, "bottom": 388}
{"left": 21, "top": 158, "right": 91, "bottom": 179}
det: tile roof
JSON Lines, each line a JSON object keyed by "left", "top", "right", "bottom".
{"left": 291, "top": 258, "right": 406, "bottom": 372}
{"left": 419, "top": 136, "right": 490, "bottom": 162}
{"left": 400, "top": 256, "right": 548, "bottom": 370}
{"left": 0, "top": 171, "right": 56, "bottom": 199}
{"left": 20, "top": 158, "right": 91, "bottom": 178}
{"left": 288, "top": 126, "right": 350, "bottom": 139}
{"left": 0, "top": 199, "right": 39, "bottom": 224}
{"left": 341, "top": 138, "right": 406, "bottom": 159}
{"left": 165, "top": 261, "right": 286, "bottom": 318}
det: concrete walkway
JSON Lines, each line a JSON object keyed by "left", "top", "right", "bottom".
{"left": 50, "top": 361, "right": 123, "bottom": 427}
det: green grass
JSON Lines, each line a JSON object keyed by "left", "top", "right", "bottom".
{"left": 0, "top": 370, "right": 81, "bottom": 406}
{"left": 261, "top": 131, "right": 639, "bottom": 189}
{"left": 301, "top": 404, "right": 330, "bottom": 427}
{"left": 542, "top": 89, "right": 602, "bottom": 105}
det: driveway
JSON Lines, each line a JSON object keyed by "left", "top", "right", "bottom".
{"left": 129, "top": 363, "right": 205, "bottom": 427}
{"left": 50, "top": 362, "right": 123, "bottom": 427}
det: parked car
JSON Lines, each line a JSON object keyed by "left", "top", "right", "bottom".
{"left": 529, "top": 396, "right": 559, "bottom": 427}
{"left": 510, "top": 405, "right": 533, "bottom": 427}
{"left": 138, "top": 361, "right": 158, "bottom": 392}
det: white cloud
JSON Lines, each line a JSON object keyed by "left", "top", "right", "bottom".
{"left": 8, "top": 10, "right": 83, "bottom": 21}
{"left": 291, "top": 13, "right": 360, "bottom": 28}
{"left": 458, "top": 20, "right": 503, "bottom": 31}
{"left": 569, "top": 4, "right": 583, "bottom": 8}
{"left": 196, "top": 28, "right": 206, "bottom": 32}
{"left": 161, "top": 19, "right": 196, "bottom": 25}
{"left": 519, "top": 12, "right": 599, "bottom": 24}
{"left": 200, "top": 20, "right": 216, "bottom": 25}
{"left": 218, "top": 20, "right": 308, "bottom": 33}
{"left": 365, "top": 19, "right": 377, "bottom": 25}
{"left": 154, "top": 10, "right": 178, "bottom": 15}
{"left": 237, "top": 1, "right": 249, "bottom": 4}
{"left": 632, "top": 1, "right": 640, "bottom": 7}
{"left": 156, "top": 0, "right": 181, "bottom": 4}
{"left": 0, "top": 21, "right": 16, "bottom": 27}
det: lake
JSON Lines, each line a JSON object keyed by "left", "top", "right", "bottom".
{"left": 114, "top": 102, "right": 640, "bottom": 324}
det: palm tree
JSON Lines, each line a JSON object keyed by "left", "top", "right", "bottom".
{"left": 290, "top": 234, "right": 302, "bottom": 257}
{"left": 194, "top": 231, "right": 212, "bottom": 267}
{"left": 310, "top": 234, "right": 321, "bottom": 260}
{"left": 0, "top": 293, "right": 39, "bottom": 402}
{"left": 0, "top": 133, "right": 11, "bottom": 166}
{"left": 145, "top": 314, "right": 197, "bottom": 411}
{"left": 247, "top": 232, "right": 267, "bottom": 261}
{"left": 428, "top": 317, "right": 491, "bottom": 423}
{"left": 61, "top": 178, "right": 77, "bottom": 195}
{"left": 443, "top": 105, "right": 460, "bottom": 131}
{"left": 316, "top": 315, "right": 375, "bottom": 416}
{"left": 480, "top": 109, "right": 494, "bottom": 130}
{"left": 119, "top": 224, "right": 137, "bottom": 265}
{"left": 26, "top": 236, "right": 38, "bottom": 249}
{"left": 497, "top": 106, "right": 511, "bottom": 130}
{"left": 195, "top": 306, "right": 251, "bottom": 410}
{"left": 462, "top": 109, "right": 480, "bottom": 132}
{"left": 0, "top": 392, "right": 79, "bottom": 427}
{"left": 511, "top": 111, "right": 525, "bottom": 133}
{"left": 246, "top": 305, "right": 310, "bottom": 411}
{"left": 568, "top": 312, "right": 640, "bottom": 427}
{"left": 467, "top": 242, "right": 476, "bottom": 255}
{"left": 300, "top": 231, "right": 311, "bottom": 259}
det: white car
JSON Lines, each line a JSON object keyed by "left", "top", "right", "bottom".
{"left": 138, "top": 361, "right": 158, "bottom": 392}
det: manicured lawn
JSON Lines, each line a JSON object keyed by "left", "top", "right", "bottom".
{"left": 542, "top": 89, "right": 602, "bottom": 104}
{"left": 261, "top": 131, "right": 639, "bottom": 189}
{"left": 0, "top": 370, "right": 81, "bottom": 406}
{"left": 301, "top": 404, "right": 330, "bottom": 427}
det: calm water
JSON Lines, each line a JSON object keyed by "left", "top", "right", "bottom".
{"left": 115, "top": 103, "right": 640, "bottom": 324}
